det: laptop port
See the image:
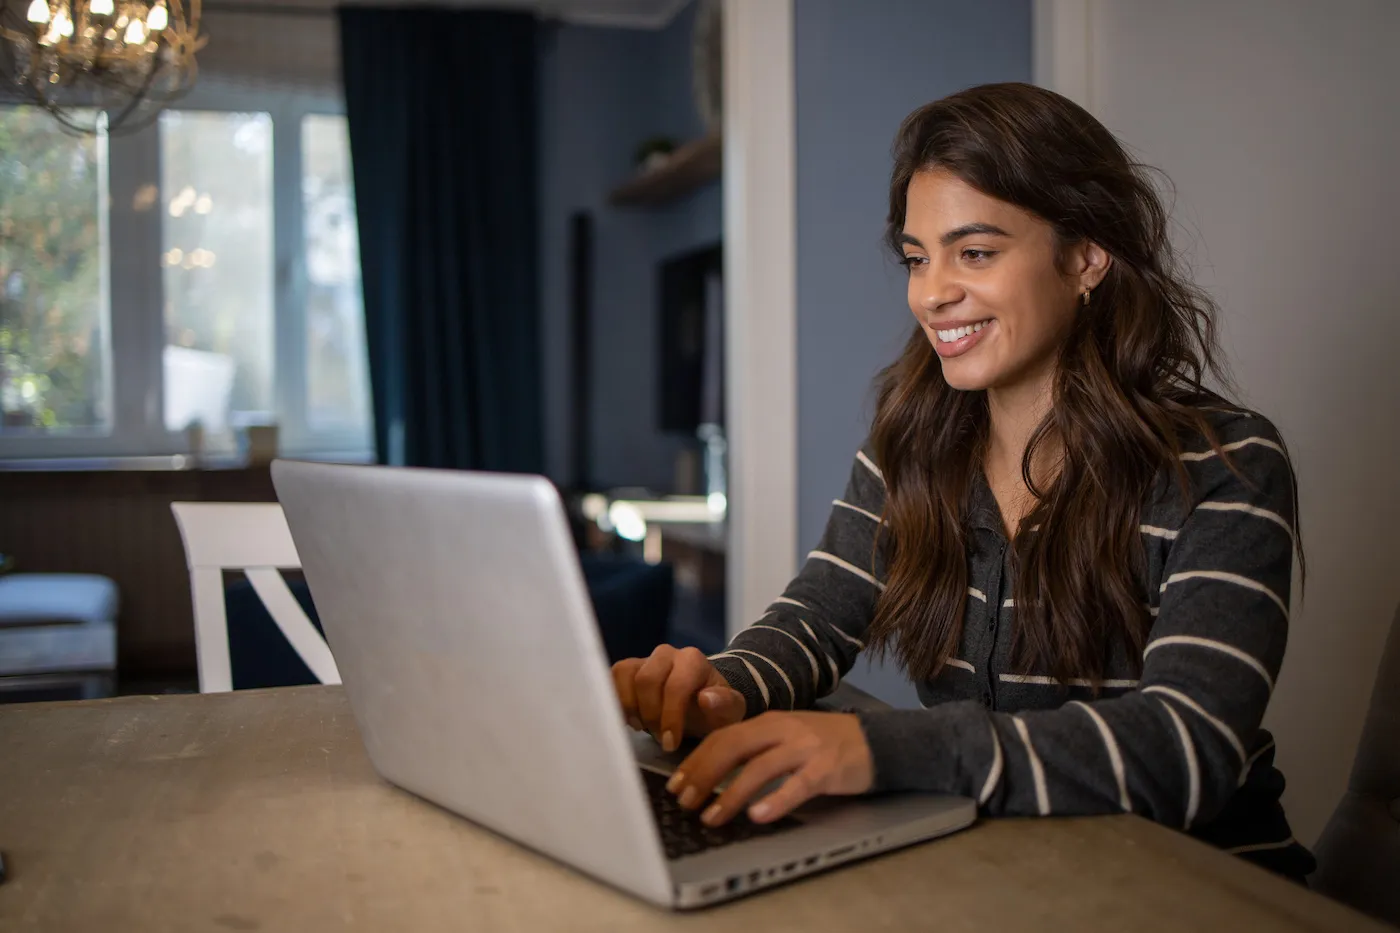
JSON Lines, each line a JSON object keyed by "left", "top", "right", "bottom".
{"left": 827, "top": 844, "right": 856, "bottom": 859}
{"left": 804, "top": 855, "right": 820, "bottom": 867}
{"left": 701, "top": 883, "right": 720, "bottom": 898}
{"left": 782, "top": 861, "right": 798, "bottom": 873}
{"left": 726, "top": 876, "right": 741, "bottom": 893}
{"left": 748, "top": 870, "right": 761, "bottom": 886}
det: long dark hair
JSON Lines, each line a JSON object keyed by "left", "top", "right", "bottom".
{"left": 867, "top": 82, "right": 1275, "bottom": 687}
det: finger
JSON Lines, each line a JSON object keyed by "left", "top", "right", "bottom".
{"left": 610, "top": 659, "right": 645, "bottom": 731}
{"left": 658, "top": 649, "right": 710, "bottom": 752}
{"left": 632, "top": 648, "right": 675, "bottom": 733}
{"left": 696, "top": 686, "right": 746, "bottom": 732}
{"left": 698, "top": 745, "right": 807, "bottom": 827}
{"left": 673, "top": 714, "right": 787, "bottom": 802}
{"left": 744, "top": 763, "right": 823, "bottom": 824}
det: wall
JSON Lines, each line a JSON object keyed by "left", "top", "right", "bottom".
{"left": 538, "top": 2, "right": 722, "bottom": 493}
{"left": 793, "top": 0, "right": 1033, "bottom": 706}
{"left": 1045, "top": 0, "right": 1400, "bottom": 847}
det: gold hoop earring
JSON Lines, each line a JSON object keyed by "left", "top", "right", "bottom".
{"left": 1081, "top": 286, "right": 1092, "bottom": 308}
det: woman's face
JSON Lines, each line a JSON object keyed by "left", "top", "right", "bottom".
{"left": 899, "top": 169, "right": 1106, "bottom": 394}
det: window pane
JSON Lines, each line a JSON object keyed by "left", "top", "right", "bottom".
{"left": 302, "top": 114, "right": 371, "bottom": 442}
{"left": 0, "top": 107, "right": 111, "bottom": 434}
{"left": 160, "top": 110, "right": 274, "bottom": 436}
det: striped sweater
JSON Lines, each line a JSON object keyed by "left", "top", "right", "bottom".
{"left": 709, "top": 409, "right": 1315, "bottom": 879}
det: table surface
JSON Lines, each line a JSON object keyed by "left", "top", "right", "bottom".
{"left": 0, "top": 686, "right": 1385, "bottom": 933}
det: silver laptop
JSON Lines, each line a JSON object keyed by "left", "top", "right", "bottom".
{"left": 271, "top": 460, "right": 975, "bottom": 909}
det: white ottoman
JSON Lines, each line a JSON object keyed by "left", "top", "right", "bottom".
{"left": 0, "top": 574, "right": 119, "bottom": 699}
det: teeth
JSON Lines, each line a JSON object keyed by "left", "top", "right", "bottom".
{"left": 935, "top": 320, "right": 990, "bottom": 343}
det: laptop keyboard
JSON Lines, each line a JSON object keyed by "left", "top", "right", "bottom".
{"left": 641, "top": 768, "right": 800, "bottom": 860}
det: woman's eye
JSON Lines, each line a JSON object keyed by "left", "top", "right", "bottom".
{"left": 899, "top": 255, "right": 927, "bottom": 269}
{"left": 962, "top": 248, "right": 996, "bottom": 263}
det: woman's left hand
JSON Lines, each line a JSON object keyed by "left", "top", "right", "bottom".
{"left": 665, "top": 711, "right": 875, "bottom": 826}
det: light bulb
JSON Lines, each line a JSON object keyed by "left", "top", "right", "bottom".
{"left": 145, "top": 1, "right": 167, "bottom": 30}
{"left": 123, "top": 17, "right": 145, "bottom": 42}
{"left": 89, "top": 0, "right": 114, "bottom": 15}
{"left": 25, "top": 0, "right": 49, "bottom": 24}
{"left": 54, "top": 7, "right": 73, "bottom": 36}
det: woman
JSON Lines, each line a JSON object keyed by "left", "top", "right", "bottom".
{"left": 612, "top": 82, "right": 1314, "bottom": 882}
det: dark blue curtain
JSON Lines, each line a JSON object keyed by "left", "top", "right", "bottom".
{"left": 339, "top": 8, "right": 543, "bottom": 472}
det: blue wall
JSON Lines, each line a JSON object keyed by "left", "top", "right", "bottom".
{"left": 794, "top": 0, "right": 1032, "bottom": 706}
{"left": 537, "top": 2, "right": 722, "bottom": 492}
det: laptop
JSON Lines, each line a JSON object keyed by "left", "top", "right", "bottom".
{"left": 271, "top": 460, "right": 976, "bottom": 909}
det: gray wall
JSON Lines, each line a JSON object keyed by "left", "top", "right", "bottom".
{"left": 793, "top": 0, "right": 1032, "bottom": 706}
{"left": 537, "top": 2, "right": 722, "bottom": 492}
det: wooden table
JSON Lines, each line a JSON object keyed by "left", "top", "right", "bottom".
{"left": 0, "top": 687, "right": 1384, "bottom": 932}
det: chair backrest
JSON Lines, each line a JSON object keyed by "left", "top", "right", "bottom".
{"left": 171, "top": 502, "right": 341, "bottom": 693}
{"left": 1312, "top": 602, "right": 1400, "bottom": 924}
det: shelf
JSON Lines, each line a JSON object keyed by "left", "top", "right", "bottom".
{"left": 608, "top": 134, "right": 722, "bottom": 207}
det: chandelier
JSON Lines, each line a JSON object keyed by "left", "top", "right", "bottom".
{"left": 0, "top": 0, "right": 205, "bottom": 135}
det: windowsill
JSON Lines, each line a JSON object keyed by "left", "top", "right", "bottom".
{"left": 0, "top": 451, "right": 373, "bottom": 472}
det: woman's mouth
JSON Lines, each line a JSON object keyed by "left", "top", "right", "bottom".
{"left": 932, "top": 318, "right": 993, "bottom": 358}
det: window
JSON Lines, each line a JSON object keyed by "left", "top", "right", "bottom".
{"left": 0, "top": 108, "right": 111, "bottom": 435}
{"left": 0, "top": 93, "right": 372, "bottom": 462}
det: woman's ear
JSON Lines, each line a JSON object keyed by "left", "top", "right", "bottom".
{"left": 1078, "top": 240, "right": 1113, "bottom": 291}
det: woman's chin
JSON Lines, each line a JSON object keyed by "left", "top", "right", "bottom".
{"left": 938, "top": 358, "right": 996, "bottom": 392}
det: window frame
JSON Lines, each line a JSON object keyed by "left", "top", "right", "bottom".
{"left": 0, "top": 83, "right": 372, "bottom": 462}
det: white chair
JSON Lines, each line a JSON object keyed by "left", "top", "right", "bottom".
{"left": 171, "top": 502, "right": 340, "bottom": 693}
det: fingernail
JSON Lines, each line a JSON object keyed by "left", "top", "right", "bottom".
{"left": 678, "top": 786, "right": 699, "bottom": 808}
{"left": 699, "top": 691, "right": 718, "bottom": 709}
{"left": 662, "top": 730, "right": 675, "bottom": 752}
{"left": 666, "top": 770, "right": 685, "bottom": 794}
{"left": 749, "top": 801, "right": 771, "bottom": 822}
{"left": 701, "top": 803, "right": 722, "bottom": 825}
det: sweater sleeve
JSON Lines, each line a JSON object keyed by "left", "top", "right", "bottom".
{"left": 856, "top": 419, "right": 1296, "bottom": 829}
{"left": 709, "top": 446, "right": 886, "bottom": 717}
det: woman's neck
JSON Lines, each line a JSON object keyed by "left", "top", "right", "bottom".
{"left": 986, "top": 373, "right": 1056, "bottom": 479}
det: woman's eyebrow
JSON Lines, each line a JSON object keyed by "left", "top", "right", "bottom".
{"left": 898, "top": 224, "right": 1012, "bottom": 250}
{"left": 939, "top": 223, "right": 1011, "bottom": 247}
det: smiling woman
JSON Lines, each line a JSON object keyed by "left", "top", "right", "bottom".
{"left": 612, "top": 82, "right": 1314, "bottom": 886}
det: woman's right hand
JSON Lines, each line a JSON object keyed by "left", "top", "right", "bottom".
{"left": 611, "top": 646, "right": 747, "bottom": 752}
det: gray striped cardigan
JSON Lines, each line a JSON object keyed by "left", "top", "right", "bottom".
{"left": 709, "top": 409, "right": 1314, "bottom": 879}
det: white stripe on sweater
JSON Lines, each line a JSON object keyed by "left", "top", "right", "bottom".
{"left": 1143, "top": 685, "right": 1247, "bottom": 762}
{"left": 1140, "top": 524, "right": 1180, "bottom": 540}
{"left": 728, "top": 649, "right": 796, "bottom": 710}
{"left": 1012, "top": 717, "right": 1051, "bottom": 816}
{"left": 1196, "top": 501, "right": 1294, "bottom": 541}
{"left": 1226, "top": 836, "right": 1296, "bottom": 855}
{"left": 1156, "top": 697, "right": 1201, "bottom": 828}
{"left": 999, "top": 674, "right": 1139, "bottom": 689}
{"left": 945, "top": 657, "right": 976, "bottom": 673}
{"left": 1069, "top": 701, "right": 1131, "bottom": 812}
{"left": 1238, "top": 738, "right": 1276, "bottom": 788}
{"left": 978, "top": 719, "right": 1004, "bottom": 806}
{"left": 808, "top": 551, "right": 885, "bottom": 590}
{"left": 798, "top": 619, "right": 842, "bottom": 685}
{"left": 1179, "top": 436, "right": 1285, "bottom": 462}
{"left": 1160, "top": 570, "right": 1289, "bottom": 620}
{"left": 752, "top": 623, "right": 819, "bottom": 688}
{"left": 1002, "top": 598, "right": 1016, "bottom": 608}
{"left": 856, "top": 450, "right": 884, "bottom": 482}
{"left": 968, "top": 587, "right": 987, "bottom": 603}
{"left": 832, "top": 499, "right": 883, "bottom": 525}
{"left": 1144, "top": 636, "right": 1275, "bottom": 692}
{"left": 770, "top": 598, "right": 866, "bottom": 651}
{"left": 709, "top": 652, "right": 770, "bottom": 709}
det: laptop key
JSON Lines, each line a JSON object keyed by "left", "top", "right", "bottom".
{"left": 641, "top": 769, "right": 800, "bottom": 860}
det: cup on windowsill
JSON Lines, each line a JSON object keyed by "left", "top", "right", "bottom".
{"left": 243, "top": 424, "right": 279, "bottom": 465}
